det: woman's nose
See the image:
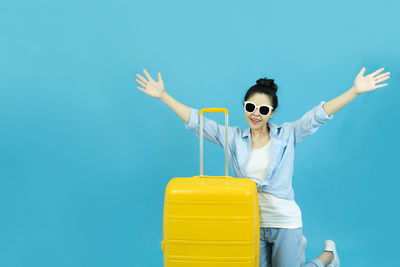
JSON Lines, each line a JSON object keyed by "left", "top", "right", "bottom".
{"left": 254, "top": 108, "right": 261, "bottom": 116}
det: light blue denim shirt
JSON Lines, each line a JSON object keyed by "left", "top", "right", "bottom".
{"left": 184, "top": 101, "right": 334, "bottom": 200}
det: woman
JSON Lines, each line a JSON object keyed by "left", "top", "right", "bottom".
{"left": 136, "top": 67, "right": 390, "bottom": 267}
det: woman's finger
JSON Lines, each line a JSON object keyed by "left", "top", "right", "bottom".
{"left": 375, "top": 76, "right": 390, "bottom": 84}
{"left": 136, "top": 78, "right": 147, "bottom": 87}
{"left": 137, "top": 86, "right": 146, "bottom": 93}
{"left": 136, "top": 73, "right": 148, "bottom": 83}
{"left": 375, "top": 83, "right": 388, "bottom": 88}
{"left": 357, "top": 67, "right": 366, "bottom": 77}
{"left": 367, "top": 67, "right": 384, "bottom": 78}
{"left": 143, "top": 69, "right": 154, "bottom": 81}
{"left": 158, "top": 72, "right": 162, "bottom": 81}
{"left": 374, "top": 72, "right": 390, "bottom": 80}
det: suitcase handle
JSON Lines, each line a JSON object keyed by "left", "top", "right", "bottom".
{"left": 199, "top": 108, "right": 229, "bottom": 177}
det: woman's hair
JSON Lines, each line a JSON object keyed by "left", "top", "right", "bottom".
{"left": 243, "top": 77, "right": 278, "bottom": 110}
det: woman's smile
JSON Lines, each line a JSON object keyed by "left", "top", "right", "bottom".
{"left": 250, "top": 117, "right": 262, "bottom": 124}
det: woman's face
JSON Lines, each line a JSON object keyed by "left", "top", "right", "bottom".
{"left": 243, "top": 93, "right": 275, "bottom": 131}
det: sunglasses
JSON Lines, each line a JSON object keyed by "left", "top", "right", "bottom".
{"left": 243, "top": 101, "right": 273, "bottom": 116}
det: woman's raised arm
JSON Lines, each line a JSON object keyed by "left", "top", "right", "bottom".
{"left": 136, "top": 69, "right": 191, "bottom": 124}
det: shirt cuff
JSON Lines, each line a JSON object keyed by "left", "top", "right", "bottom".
{"left": 185, "top": 107, "right": 200, "bottom": 130}
{"left": 316, "top": 101, "right": 334, "bottom": 121}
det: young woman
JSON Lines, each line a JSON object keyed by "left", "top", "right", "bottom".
{"left": 136, "top": 67, "right": 390, "bottom": 267}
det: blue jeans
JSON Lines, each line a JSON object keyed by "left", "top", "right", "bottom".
{"left": 259, "top": 227, "right": 324, "bottom": 267}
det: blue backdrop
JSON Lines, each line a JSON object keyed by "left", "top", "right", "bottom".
{"left": 0, "top": 0, "right": 399, "bottom": 266}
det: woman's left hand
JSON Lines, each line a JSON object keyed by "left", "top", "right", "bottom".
{"left": 351, "top": 67, "right": 390, "bottom": 95}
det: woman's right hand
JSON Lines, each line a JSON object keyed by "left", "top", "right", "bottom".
{"left": 136, "top": 69, "right": 166, "bottom": 99}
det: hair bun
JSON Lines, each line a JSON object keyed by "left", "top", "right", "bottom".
{"left": 256, "top": 77, "right": 277, "bottom": 93}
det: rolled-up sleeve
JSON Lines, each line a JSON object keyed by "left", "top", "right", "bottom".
{"left": 288, "top": 101, "right": 333, "bottom": 146}
{"left": 185, "top": 107, "right": 236, "bottom": 148}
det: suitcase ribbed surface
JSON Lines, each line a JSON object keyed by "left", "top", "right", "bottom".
{"left": 162, "top": 176, "right": 259, "bottom": 267}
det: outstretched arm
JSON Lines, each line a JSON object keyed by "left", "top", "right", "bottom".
{"left": 322, "top": 67, "right": 390, "bottom": 116}
{"left": 135, "top": 68, "right": 234, "bottom": 147}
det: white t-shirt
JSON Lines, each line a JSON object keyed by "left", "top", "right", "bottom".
{"left": 243, "top": 140, "right": 302, "bottom": 228}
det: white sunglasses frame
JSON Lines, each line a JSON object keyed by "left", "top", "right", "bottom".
{"left": 243, "top": 101, "right": 274, "bottom": 116}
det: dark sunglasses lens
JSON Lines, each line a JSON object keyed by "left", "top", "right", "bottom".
{"left": 245, "top": 103, "right": 255, "bottom": 112}
{"left": 259, "top": 106, "right": 270, "bottom": 115}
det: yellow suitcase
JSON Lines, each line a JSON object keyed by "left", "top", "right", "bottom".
{"left": 162, "top": 108, "right": 260, "bottom": 267}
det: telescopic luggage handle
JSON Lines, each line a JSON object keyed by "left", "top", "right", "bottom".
{"left": 199, "top": 108, "right": 229, "bottom": 177}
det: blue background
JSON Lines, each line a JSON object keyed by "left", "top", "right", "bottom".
{"left": 0, "top": 0, "right": 399, "bottom": 266}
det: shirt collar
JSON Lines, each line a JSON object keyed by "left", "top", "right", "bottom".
{"left": 241, "top": 121, "right": 280, "bottom": 139}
